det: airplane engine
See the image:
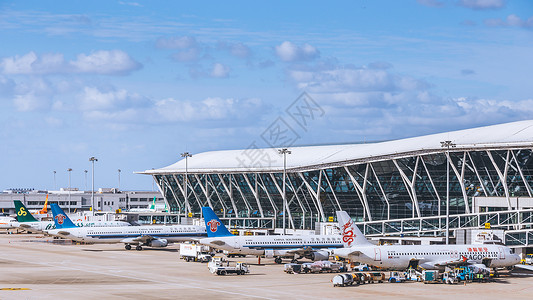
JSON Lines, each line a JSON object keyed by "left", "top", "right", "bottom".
{"left": 309, "top": 250, "right": 329, "bottom": 261}
{"left": 148, "top": 239, "right": 168, "bottom": 247}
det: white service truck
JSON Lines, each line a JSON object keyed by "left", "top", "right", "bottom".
{"left": 208, "top": 257, "right": 250, "bottom": 275}
{"left": 179, "top": 243, "right": 213, "bottom": 262}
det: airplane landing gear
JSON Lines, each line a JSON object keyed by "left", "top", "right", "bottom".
{"left": 275, "top": 257, "right": 282, "bottom": 264}
{"left": 125, "top": 244, "right": 132, "bottom": 250}
{"left": 136, "top": 245, "right": 143, "bottom": 251}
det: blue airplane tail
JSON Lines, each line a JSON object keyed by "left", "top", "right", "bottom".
{"left": 202, "top": 207, "right": 233, "bottom": 237}
{"left": 50, "top": 203, "right": 77, "bottom": 229}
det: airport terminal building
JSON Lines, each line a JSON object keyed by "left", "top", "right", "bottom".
{"left": 141, "top": 120, "right": 533, "bottom": 250}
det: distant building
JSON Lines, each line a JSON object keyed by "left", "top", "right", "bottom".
{"left": 0, "top": 189, "right": 163, "bottom": 215}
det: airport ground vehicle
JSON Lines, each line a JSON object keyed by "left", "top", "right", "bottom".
{"left": 366, "top": 272, "right": 385, "bottom": 283}
{"left": 302, "top": 262, "right": 322, "bottom": 273}
{"left": 208, "top": 257, "right": 249, "bottom": 275}
{"left": 332, "top": 274, "right": 354, "bottom": 287}
{"left": 353, "top": 272, "right": 372, "bottom": 284}
{"left": 422, "top": 270, "right": 440, "bottom": 284}
{"left": 180, "top": 243, "right": 213, "bottom": 262}
{"left": 525, "top": 254, "right": 533, "bottom": 265}
{"left": 442, "top": 272, "right": 458, "bottom": 284}
{"left": 284, "top": 263, "right": 302, "bottom": 274}
{"left": 405, "top": 269, "right": 422, "bottom": 281}
{"left": 454, "top": 266, "right": 474, "bottom": 282}
{"left": 388, "top": 271, "right": 406, "bottom": 283}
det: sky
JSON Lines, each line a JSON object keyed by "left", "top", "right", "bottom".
{"left": 0, "top": 0, "right": 532, "bottom": 191}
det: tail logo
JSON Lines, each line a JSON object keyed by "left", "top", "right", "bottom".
{"left": 17, "top": 207, "right": 28, "bottom": 216}
{"left": 207, "top": 219, "right": 220, "bottom": 232}
{"left": 55, "top": 214, "right": 66, "bottom": 225}
{"left": 341, "top": 220, "right": 356, "bottom": 247}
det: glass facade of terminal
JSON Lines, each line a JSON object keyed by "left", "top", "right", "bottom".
{"left": 153, "top": 148, "right": 533, "bottom": 230}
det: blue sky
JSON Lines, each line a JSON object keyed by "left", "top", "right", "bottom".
{"left": 0, "top": 0, "right": 532, "bottom": 191}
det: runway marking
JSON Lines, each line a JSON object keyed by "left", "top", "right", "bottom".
{"left": 2, "top": 256, "right": 275, "bottom": 299}
{"left": 0, "top": 288, "right": 31, "bottom": 290}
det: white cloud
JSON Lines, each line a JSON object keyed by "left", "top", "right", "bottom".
{"left": 485, "top": 14, "right": 533, "bottom": 28}
{"left": 154, "top": 97, "right": 264, "bottom": 122}
{"left": 459, "top": 0, "right": 506, "bottom": 10}
{"left": 289, "top": 65, "right": 428, "bottom": 93}
{"left": 210, "top": 63, "right": 230, "bottom": 78}
{"left": 70, "top": 50, "right": 142, "bottom": 75}
{"left": 275, "top": 41, "right": 319, "bottom": 62}
{"left": 172, "top": 48, "right": 201, "bottom": 62}
{"left": 417, "top": 0, "right": 445, "bottom": 7}
{"left": 217, "top": 41, "right": 251, "bottom": 58}
{"left": 156, "top": 36, "right": 197, "bottom": 49}
{"left": 79, "top": 86, "right": 149, "bottom": 111}
{"left": 13, "top": 93, "right": 47, "bottom": 111}
{"left": 1, "top": 50, "right": 142, "bottom": 75}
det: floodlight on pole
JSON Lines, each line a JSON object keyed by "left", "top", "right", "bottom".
{"left": 84, "top": 170, "right": 88, "bottom": 191}
{"left": 118, "top": 169, "right": 121, "bottom": 191}
{"left": 181, "top": 152, "right": 192, "bottom": 215}
{"left": 278, "top": 148, "right": 292, "bottom": 235}
{"left": 89, "top": 156, "right": 98, "bottom": 214}
{"left": 67, "top": 168, "right": 72, "bottom": 213}
{"left": 53, "top": 170, "right": 57, "bottom": 190}
{"left": 440, "top": 140, "right": 456, "bottom": 245}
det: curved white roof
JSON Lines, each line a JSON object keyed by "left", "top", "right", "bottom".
{"left": 142, "top": 120, "right": 533, "bottom": 174}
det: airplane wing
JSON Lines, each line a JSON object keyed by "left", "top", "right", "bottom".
{"left": 56, "top": 230, "right": 72, "bottom": 236}
{"left": 121, "top": 235, "right": 156, "bottom": 244}
{"left": 433, "top": 256, "right": 470, "bottom": 267}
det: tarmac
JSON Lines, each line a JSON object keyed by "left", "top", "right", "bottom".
{"left": 1, "top": 233, "right": 532, "bottom": 300}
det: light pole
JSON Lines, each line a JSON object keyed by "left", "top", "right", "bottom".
{"left": 89, "top": 156, "right": 98, "bottom": 214}
{"left": 118, "top": 169, "right": 121, "bottom": 191}
{"left": 67, "top": 168, "right": 72, "bottom": 213}
{"left": 84, "top": 170, "right": 88, "bottom": 191}
{"left": 278, "top": 148, "right": 291, "bottom": 235}
{"left": 53, "top": 170, "right": 57, "bottom": 190}
{"left": 181, "top": 152, "right": 192, "bottom": 215}
{"left": 440, "top": 140, "right": 456, "bottom": 245}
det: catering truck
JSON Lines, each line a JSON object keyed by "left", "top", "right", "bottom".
{"left": 179, "top": 243, "right": 213, "bottom": 262}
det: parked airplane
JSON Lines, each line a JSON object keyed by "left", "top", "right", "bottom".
{"left": 128, "top": 197, "right": 168, "bottom": 212}
{"left": 0, "top": 215, "right": 17, "bottom": 229}
{"left": 46, "top": 203, "right": 207, "bottom": 250}
{"left": 333, "top": 211, "right": 520, "bottom": 271}
{"left": 11, "top": 200, "right": 130, "bottom": 233}
{"left": 198, "top": 207, "right": 343, "bottom": 263}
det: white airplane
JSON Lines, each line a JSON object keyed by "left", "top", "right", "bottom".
{"left": 0, "top": 215, "right": 17, "bottom": 229}
{"left": 333, "top": 211, "right": 521, "bottom": 271}
{"left": 198, "top": 207, "right": 343, "bottom": 263}
{"left": 46, "top": 203, "right": 207, "bottom": 250}
{"left": 11, "top": 200, "right": 130, "bottom": 233}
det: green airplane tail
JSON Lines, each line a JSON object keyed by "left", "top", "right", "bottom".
{"left": 149, "top": 197, "right": 156, "bottom": 210}
{"left": 14, "top": 200, "right": 39, "bottom": 222}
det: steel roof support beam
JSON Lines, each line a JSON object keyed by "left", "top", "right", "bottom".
{"left": 393, "top": 158, "right": 421, "bottom": 218}
{"left": 487, "top": 150, "right": 512, "bottom": 209}
{"left": 298, "top": 172, "right": 326, "bottom": 222}
{"left": 194, "top": 174, "right": 213, "bottom": 209}
{"left": 205, "top": 175, "right": 228, "bottom": 216}
{"left": 369, "top": 163, "right": 390, "bottom": 220}
{"left": 243, "top": 173, "right": 264, "bottom": 218}
{"left": 172, "top": 174, "right": 190, "bottom": 214}
{"left": 161, "top": 175, "right": 182, "bottom": 213}
{"left": 322, "top": 169, "right": 342, "bottom": 211}
{"left": 511, "top": 150, "right": 533, "bottom": 198}
{"left": 230, "top": 174, "right": 252, "bottom": 216}
{"left": 447, "top": 152, "right": 471, "bottom": 214}
{"left": 218, "top": 174, "right": 239, "bottom": 217}
{"left": 344, "top": 166, "right": 373, "bottom": 222}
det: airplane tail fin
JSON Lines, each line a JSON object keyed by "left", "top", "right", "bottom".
{"left": 50, "top": 203, "right": 77, "bottom": 229}
{"left": 14, "top": 200, "right": 38, "bottom": 222}
{"left": 39, "top": 194, "right": 49, "bottom": 214}
{"left": 201, "top": 207, "right": 234, "bottom": 237}
{"left": 336, "top": 211, "right": 371, "bottom": 247}
{"left": 150, "top": 197, "right": 156, "bottom": 210}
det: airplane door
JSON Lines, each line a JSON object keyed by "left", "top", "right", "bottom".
{"left": 374, "top": 248, "right": 381, "bottom": 261}
{"left": 498, "top": 247, "right": 505, "bottom": 259}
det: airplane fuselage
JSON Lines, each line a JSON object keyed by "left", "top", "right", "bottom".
{"left": 334, "top": 244, "right": 520, "bottom": 270}
{"left": 200, "top": 234, "right": 343, "bottom": 256}
{"left": 47, "top": 224, "right": 207, "bottom": 244}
